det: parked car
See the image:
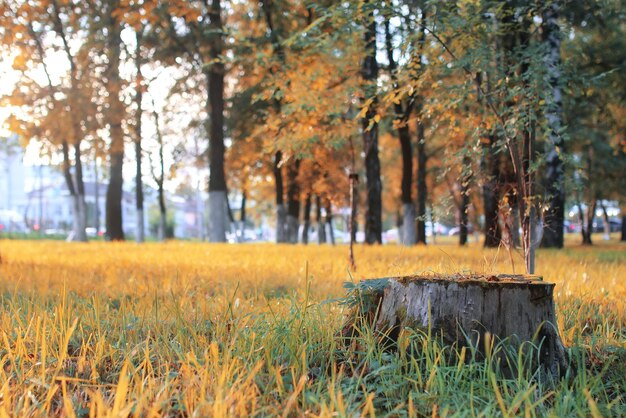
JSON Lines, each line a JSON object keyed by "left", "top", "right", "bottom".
{"left": 0, "top": 210, "right": 29, "bottom": 233}
{"left": 426, "top": 222, "right": 450, "bottom": 236}
{"left": 592, "top": 219, "right": 622, "bottom": 233}
{"left": 448, "top": 224, "right": 475, "bottom": 236}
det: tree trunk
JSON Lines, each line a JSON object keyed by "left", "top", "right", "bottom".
{"left": 540, "top": 1, "right": 565, "bottom": 249}
{"left": 286, "top": 159, "right": 301, "bottom": 244}
{"left": 49, "top": 4, "right": 87, "bottom": 243}
{"left": 361, "top": 4, "right": 382, "bottom": 245}
{"left": 104, "top": 2, "right": 125, "bottom": 241}
{"left": 61, "top": 140, "right": 79, "bottom": 241}
{"left": 302, "top": 193, "right": 312, "bottom": 244}
{"left": 158, "top": 184, "right": 166, "bottom": 242}
{"left": 274, "top": 151, "right": 287, "bottom": 243}
{"left": 459, "top": 198, "right": 469, "bottom": 246}
{"left": 73, "top": 144, "right": 88, "bottom": 242}
{"left": 384, "top": 17, "right": 414, "bottom": 246}
{"left": 239, "top": 190, "right": 246, "bottom": 242}
{"left": 342, "top": 275, "right": 569, "bottom": 378}
{"left": 134, "top": 29, "right": 145, "bottom": 243}
{"left": 459, "top": 157, "right": 471, "bottom": 246}
{"left": 483, "top": 137, "right": 501, "bottom": 248}
{"left": 621, "top": 214, "right": 626, "bottom": 242}
{"left": 415, "top": 120, "right": 427, "bottom": 245}
{"left": 582, "top": 200, "right": 596, "bottom": 245}
{"left": 207, "top": 0, "right": 227, "bottom": 243}
{"left": 326, "top": 199, "right": 335, "bottom": 245}
{"left": 316, "top": 195, "right": 326, "bottom": 244}
{"left": 600, "top": 201, "right": 611, "bottom": 241}
{"left": 94, "top": 158, "right": 100, "bottom": 234}
{"left": 349, "top": 172, "right": 358, "bottom": 268}
{"left": 155, "top": 118, "right": 167, "bottom": 242}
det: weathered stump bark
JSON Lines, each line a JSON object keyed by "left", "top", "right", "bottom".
{"left": 341, "top": 274, "right": 569, "bottom": 378}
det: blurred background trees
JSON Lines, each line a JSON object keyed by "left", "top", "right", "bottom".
{"left": 1, "top": 0, "right": 624, "bottom": 260}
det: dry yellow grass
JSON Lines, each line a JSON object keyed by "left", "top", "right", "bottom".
{"left": 0, "top": 238, "right": 624, "bottom": 416}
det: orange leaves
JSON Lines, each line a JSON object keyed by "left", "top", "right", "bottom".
{"left": 167, "top": 2, "right": 202, "bottom": 24}
{"left": 12, "top": 54, "right": 28, "bottom": 71}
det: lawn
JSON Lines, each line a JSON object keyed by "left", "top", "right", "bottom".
{"left": 0, "top": 238, "right": 624, "bottom": 416}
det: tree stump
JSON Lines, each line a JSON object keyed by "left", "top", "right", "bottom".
{"left": 341, "top": 274, "right": 569, "bottom": 378}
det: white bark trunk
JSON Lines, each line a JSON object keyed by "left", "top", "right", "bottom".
{"left": 158, "top": 211, "right": 166, "bottom": 242}
{"left": 208, "top": 190, "right": 227, "bottom": 242}
{"left": 318, "top": 218, "right": 326, "bottom": 244}
{"left": 76, "top": 194, "right": 88, "bottom": 242}
{"left": 136, "top": 209, "right": 145, "bottom": 243}
{"left": 276, "top": 204, "right": 287, "bottom": 243}
{"left": 287, "top": 215, "right": 299, "bottom": 244}
{"left": 68, "top": 194, "right": 88, "bottom": 242}
{"left": 402, "top": 203, "right": 416, "bottom": 245}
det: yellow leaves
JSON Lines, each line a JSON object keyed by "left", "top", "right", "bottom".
{"left": 356, "top": 98, "right": 373, "bottom": 119}
{"left": 12, "top": 54, "right": 27, "bottom": 71}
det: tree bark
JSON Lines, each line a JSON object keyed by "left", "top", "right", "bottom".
{"left": 416, "top": 120, "right": 427, "bottom": 245}
{"left": 459, "top": 196, "right": 469, "bottom": 246}
{"left": 207, "top": 0, "right": 227, "bottom": 243}
{"left": 104, "top": 2, "right": 125, "bottom": 241}
{"left": 361, "top": 3, "right": 382, "bottom": 245}
{"left": 274, "top": 151, "right": 287, "bottom": 243}
{"left": 158, "top": 184, "right": 166, "bottom": 242}
{"left": 343, "top": 275, "right": 569, "bottom": 378}
{"left": 540, "top": 2, "right": 565, "bottom": 249}
{"left": 152, "top": 103, "right": 167, "bottom": 242}
{"left": 482, "top": 144, "right": 501, "bottom": 248}
{"left": 286, "top": 159, "right": 301, "bottom": 244}
{"left": 384, "top": 18, "right": 414, "bottom": 246}
{"left": 49, "top": 3, "right": 87, "bottom": 242}
{"left": 582, "top": 200, "right": 596, "bottom": 245}
{"left": 134, "top": 29, "right": 145, "bottom": 243}
{"left": 326, "top": 200, "right": 335, "bottom": 245}
{"left": 239, "top": 190, "right": 246, "bottom": 242}
{"left": 459, "top": 157, "right": 471, "bottom": 246}
{"left": 73, "top": 144, "right": 88, "bottom": 242}
{"left": 302, "top": 193, "right": 312, "bottom": 244}
{"left": 600, "top": 201, "right": 611, "bottom": 241}
{"left": 316, "top": 195, "right": 326, "bottom": 244}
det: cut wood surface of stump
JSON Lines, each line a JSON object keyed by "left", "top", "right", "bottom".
{"left": 342, "top": 274, "right": 569, "bottom": 378}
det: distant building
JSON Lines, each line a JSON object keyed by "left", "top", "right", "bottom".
{"left": 0, "top": 135, "right": 27, "bottom": 232}
{"left": 0, "top": 136, "right": 211, "bottom": 239}
{"left": 25, "top": 180, "right": 137, "bottom": 235}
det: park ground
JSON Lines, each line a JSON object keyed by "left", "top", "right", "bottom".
{"left": 0, "top": 237, "right": 624, "bottom": 416}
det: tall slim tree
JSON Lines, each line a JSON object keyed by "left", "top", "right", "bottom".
{"left": 541, "top": 1, "right": 565, "bottom": 248}
{"left": 103, "top": 0, "right": 125, "bottom": 241}
{"left": 50, "top": 0, "right": 88, "bottom": 242}
{"left": 207, "top": 0, "right": 228, "bottom": 242}
{"left": 361, "top": 2, "right": 382, "bottom": 244}
{"left": 134, "top": 28, "right": 145, "bottom": 243}
{"left": 384, "top": 17, "right": 414, "bottom": 245}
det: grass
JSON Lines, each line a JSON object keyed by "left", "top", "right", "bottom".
{"left": 0, "top": 237, "right": 624, "bottom": 417}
